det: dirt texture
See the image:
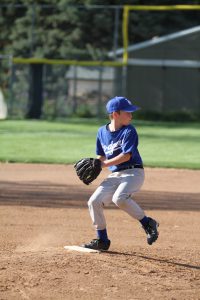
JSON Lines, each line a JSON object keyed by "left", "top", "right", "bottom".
{"left": 0, "top": 163, "right": 200, "bottom": 300}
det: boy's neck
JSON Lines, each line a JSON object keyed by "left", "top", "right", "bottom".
{"left": 109, "top": 120, "right": 122, "bottom": 132}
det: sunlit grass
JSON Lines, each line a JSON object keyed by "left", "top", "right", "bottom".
{"left": 0, "top": 119, "right": 199, "bottom": 169}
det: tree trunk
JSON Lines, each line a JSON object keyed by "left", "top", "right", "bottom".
{"left": 26, "top": 64, "right": 43, "bottom": 119}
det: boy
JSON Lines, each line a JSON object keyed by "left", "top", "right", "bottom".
{"left": 83, "top": 96, "right": 159, "bottom": 251}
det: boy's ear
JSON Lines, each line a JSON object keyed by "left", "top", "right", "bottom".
{"left": 113, "top": 111, "right": 120, "bottom": 118}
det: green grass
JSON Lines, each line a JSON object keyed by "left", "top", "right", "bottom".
{"left": 0, "top": 119, "right": 200, "bottom": 169}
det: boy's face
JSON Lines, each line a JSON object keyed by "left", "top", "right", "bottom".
{"left": 113, "top": 111, "right": 133, "bottom": 125}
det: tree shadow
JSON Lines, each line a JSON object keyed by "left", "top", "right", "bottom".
{"left": 0, "top": 181, "right": 199, "bottom": 211}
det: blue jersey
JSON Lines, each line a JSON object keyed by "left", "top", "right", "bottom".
{"left": 96, "top": 123, "right": 143, "bottom": 172}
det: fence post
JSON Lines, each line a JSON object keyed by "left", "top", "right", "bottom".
{"left": 72, "top": 65, "right": 78, "bottom": 114}
{"left": 122, "top": 65, "right": 127, "bottom": 96}
{"left": 8, "top": 55, "right": 14, "bottom": 117}
{"left": 97, "top": 66, "right": 103, "bottom": 118}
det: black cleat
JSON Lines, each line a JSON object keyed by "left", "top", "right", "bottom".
{"left": 82, "top": 238, "right": 111, "bottom": 251}
{"left": 143, "top": 218, "right": 159, "bottom": 245}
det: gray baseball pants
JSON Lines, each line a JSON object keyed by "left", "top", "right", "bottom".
{"left": 88, "top": 168, "right": 145, "bottom": 230}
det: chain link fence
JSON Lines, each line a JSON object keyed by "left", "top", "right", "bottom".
{"left": 2, "top": 61, "right": 124, "bottom": 119}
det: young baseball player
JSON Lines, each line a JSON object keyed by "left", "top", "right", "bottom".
{"left": 83, "top": 96, "right": 159, "bottom": 251}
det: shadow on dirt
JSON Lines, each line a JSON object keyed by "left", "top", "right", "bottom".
{"left": 0, "top": 181, "right": 199, "bottom": 211}
{"left": 105, "top": 250, "right": 200, "bottom": 270}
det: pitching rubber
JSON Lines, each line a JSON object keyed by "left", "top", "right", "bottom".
{"left": 64, "top": 245, "right": 100, "bottom": 253}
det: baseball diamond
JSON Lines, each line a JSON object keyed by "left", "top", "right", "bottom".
{"left": 0, "top": 163, "right": 199, "bottom": 299}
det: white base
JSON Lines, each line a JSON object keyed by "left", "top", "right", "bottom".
{"left": 64, "top": 245, "right": 100, "bottom": 253}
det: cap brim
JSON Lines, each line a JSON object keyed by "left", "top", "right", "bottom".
{"left": 123, "top": 105, "right": 140, "bottom": 112}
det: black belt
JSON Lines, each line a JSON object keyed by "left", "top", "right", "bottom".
{"left": 114, "top": 165, "right": 144, "bottom": 172}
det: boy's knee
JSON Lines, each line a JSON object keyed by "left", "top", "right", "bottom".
{"left": 112, "top": 193, "right": 130, "bottom": 208}
{"left": 88, "top": 195, "right": 101, "bottom": 209}
{"left": 88, "top": 197, "right": 95, "bottom": 208}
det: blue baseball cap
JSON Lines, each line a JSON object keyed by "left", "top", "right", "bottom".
{"left": 106, "top": 96, "right": 140, "bottom": 114}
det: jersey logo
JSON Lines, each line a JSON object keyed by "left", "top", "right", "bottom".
{"left": 102, "top": 140, "right": 122, "bottom": 155}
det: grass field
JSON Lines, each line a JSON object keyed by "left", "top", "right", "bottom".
{"left": 0, "top": 119, "right": 199, "bottom": 169}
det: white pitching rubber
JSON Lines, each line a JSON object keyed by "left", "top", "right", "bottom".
{"left": 64, "top": 245, "right": 100, "bottom": 253}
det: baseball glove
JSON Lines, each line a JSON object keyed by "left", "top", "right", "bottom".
{"left": 74, "top": 158, "right": 102, "bottom": 185}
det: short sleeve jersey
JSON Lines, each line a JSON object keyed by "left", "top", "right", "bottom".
{"left": 96, "top": 123, "right": 143, "bottom": 172}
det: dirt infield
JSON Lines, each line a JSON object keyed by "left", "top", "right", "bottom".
{"left": 0, "top": 163, "right": 200, "bottom": 300}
